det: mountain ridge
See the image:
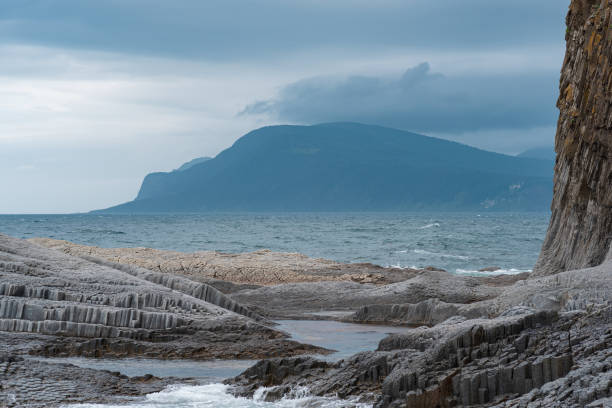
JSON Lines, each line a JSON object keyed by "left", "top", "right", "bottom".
{"left": 98, "top": 122, "right": 553, "bottom": 213}
{"left": 517, "top": 147, "right": 555, "bottom": 161}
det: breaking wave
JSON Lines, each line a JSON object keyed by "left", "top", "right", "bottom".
{"left": 412, "top": 249, "right": 469, "bottom": 260}
{"left": 455, "top": 268, "right": 532, "bottom": 276}
{"left": 66, "top": 383, "right": 372, "bottom": 408}
{"left": 418, "top": 223, "right": 440, "bottom": 229}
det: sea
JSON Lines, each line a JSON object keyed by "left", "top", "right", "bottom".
{"left": 0, "top": 212, "right": 549, "bottom": 274}
{"left": 1, "top": 212, "right": 550, "bottom": 407}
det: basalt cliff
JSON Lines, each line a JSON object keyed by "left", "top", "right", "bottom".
{"left": 534, "top": 0, "right": 612, "bottom": 275}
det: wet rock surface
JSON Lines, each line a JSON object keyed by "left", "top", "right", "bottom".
{"left": 30, "top": 238, "right": 527, "bottom": 321}
{"left": 0, "top": 351, "right": 180, "bottom": 408}
{"left": 225, "top": 253, "right": 611, "bottom": 406}
{"left": 344, "top": 298, "right": 488, "bottom": 327}
{"left": 229, "top": 303, "right": 611, "bottom": 407}
{"left": 226, "top": 252, "right": 612, "bottom": 407}
{"left": 229, "top": 270, "right": 522, "bottom": 319}
{"left": 0, "top": 233, "right": 329, "bottom": 407}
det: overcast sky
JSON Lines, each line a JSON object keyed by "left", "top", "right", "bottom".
{"left": 0, "top": 0, "right": 569, "bottom": 213}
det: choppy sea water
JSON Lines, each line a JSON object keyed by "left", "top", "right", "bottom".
{"left": 3, "top": 212, "right": 550, "bottom": 406}
{"left": 0, "top": 212, "right": 549, "bottom": 274}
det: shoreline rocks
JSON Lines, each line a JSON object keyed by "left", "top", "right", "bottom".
{"left": 229, "top": 305, "right": 611, "bottom": 407}
{"left": 0, "top": 233, "right": 330, "bottom": 407}
{"left": 1, "top": 233, "right": 610, "bottom": 407}
{"left": 0, "top": 352, "right": 182, "bottom": 408}
{"left": 29, "top": 237, "right": 418, "bottom": 287}
{"left": 229, "top": 270, "right": 522, "bottom": 319}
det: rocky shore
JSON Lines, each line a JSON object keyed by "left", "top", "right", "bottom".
{"left": 28, "top": 238, "right": 527, "bottom": 320}
{"left": 228, "top": 263, "right": 611, "bottom": 407}
{"left": 4, "top": 232, "right": 610, "bottom": 407}
{"left": 1, "top": 1, "right": 611, "bottom": 407}
{"left": 0, "top": 233, "right": 328, "bottom": 407}
{"left": 30, "top": 237, "right": 416, "bottom": 287}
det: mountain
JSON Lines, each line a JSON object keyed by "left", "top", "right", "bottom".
{"left": 175, "top": 157, "right": 211, "bottom": 171}
{"left": 97, "top": 123, "right": 553, "bottom": 213}
{"left": 517, "top": 147, "right": 555, "bottom": 162}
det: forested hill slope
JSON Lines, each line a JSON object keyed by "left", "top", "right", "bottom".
{"left": 98, "top": 123, "right": 553, "bottom": 212}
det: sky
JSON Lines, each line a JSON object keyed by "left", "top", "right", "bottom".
{"left": 0, "top": 0, "right": 570, "bottom": 213}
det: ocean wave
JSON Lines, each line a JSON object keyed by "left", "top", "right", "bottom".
{"left": 387, "top": 263, "right": 419, "bottom": 269}
{"left": 413, "top": 249, "right": 469, "bottom": 260}
{"left": 418, "top": 223, "right": 440, "bottom": 229}
{"left": 455, "top": 268, "right": 532, "bottom": 277}
{"left": 66, "top": 383, "right": 372, "bottom": 407}
{"left": 77, "top": 228, "right": 126, "bottom": 235}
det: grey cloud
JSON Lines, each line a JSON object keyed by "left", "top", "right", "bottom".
{"left": 0, "top": 0, "right": 568, "bottom": 60}
{"left": 241, "top": 63, "right": 559, "bottom": 134}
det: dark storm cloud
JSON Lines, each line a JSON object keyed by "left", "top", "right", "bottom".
{"left": 0, "top": 0, "right": 568, "bottom": 60}
{"left": 241, "top": 63, "right": 559, "bottom": 133}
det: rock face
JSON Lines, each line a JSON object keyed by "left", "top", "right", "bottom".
{"left": 534, "top": 0, "right": 612, "bottom": 275}
{"left": 230, "top": 270, "right": 517, "bottom": 319}
{"left": 230, "top": 300, "right": 611, "bottom": 407}
{"left": 346, "top": 299, "right": 487, "bottom": 327}
{"left": 228, "top": 257, "right": 611, "bottom": 406}
{"left": 0, "top": 352, "right": 180, "bottom": 407}
{"left": 0, "top": 233, "right": 328, "bottom": 406}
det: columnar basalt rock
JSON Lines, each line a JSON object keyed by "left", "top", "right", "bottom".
{"left": 535, "top": 0, "right": 612, "bottom": 275}
{"left": 345, "top": 298, "right": 489, "bottom": 327}
{"left": 0, "top": 353, "right": 180, "bottom": 408}
{"left": 229, "top": 307, "right": 611, "bottom": 407}
{"left": 0, "top": 233, "right": 330, "bottom": 406}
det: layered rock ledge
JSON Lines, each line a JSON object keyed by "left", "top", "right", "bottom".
{"left": 0, "top": 233, "right": 328, "bottom": 407}
{"left": 29, "top": 237, "right": 419, "bottom": 287}
{"left": 228, "top": 264, "right": 611, "bottom": 407}
{"left": 29, "top": 238, "right": 528, "bottom": 320}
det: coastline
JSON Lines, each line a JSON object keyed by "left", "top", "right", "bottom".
{"left": 1, "top": 233, "right": 610, "bottom": 407}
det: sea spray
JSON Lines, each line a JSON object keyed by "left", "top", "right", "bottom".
{"left": 455, "top": 268, "right": 532, "bottom": 276}
{"left": 65, "top": 383, "right": 373, "bottom": 408}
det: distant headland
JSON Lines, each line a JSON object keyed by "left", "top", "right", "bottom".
{"left": 96, "top": 122, "right": 553, "bottom": 213}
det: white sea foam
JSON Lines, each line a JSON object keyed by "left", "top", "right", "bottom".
{"left": 455, "top": 268, "right": 532, "bottom": 277}
{"left": 412, "top": 249, "right": 469, "bottom": 260}
{"left": 418, "top": 223, "right": 440, "bottom": 229}
{"left": 387, "top": 263, "right": 419, "bottom": 269}
{"left": 64, "top": 383, "right": 372, "bottom": 408}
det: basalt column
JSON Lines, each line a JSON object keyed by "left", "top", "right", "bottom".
{"left": 534, "top": 0, "right": 612, "bottom": 275}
